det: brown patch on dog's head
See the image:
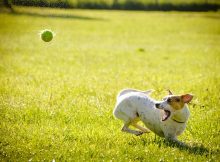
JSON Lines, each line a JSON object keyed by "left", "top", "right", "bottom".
{"left": 167, "top": 94, "right": 193, "bottom": 110}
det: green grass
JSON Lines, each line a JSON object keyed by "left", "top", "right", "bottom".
{"left": 0, "top": 6, "right": 220, "bottom": 161}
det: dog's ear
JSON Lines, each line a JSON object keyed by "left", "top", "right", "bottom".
{"left": 167, "top": 89, "right": 173, "bottom": 95}
{"left": 181, "top": 94, "right": 193, "bottom": 103}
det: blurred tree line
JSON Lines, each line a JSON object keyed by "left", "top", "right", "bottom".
{"left": 2, "top": 0, "right": 220, "bottom": 11}
{"left": 1, "top": 0, "right": 13, "bottom": 11}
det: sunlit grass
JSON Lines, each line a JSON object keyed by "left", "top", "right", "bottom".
{"left": 0, "top": 6, "right": 220, "bottom": 161}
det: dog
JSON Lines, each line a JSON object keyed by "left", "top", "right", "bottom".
{"left": 113, "top": 89, "right": 193, "bottom": 144}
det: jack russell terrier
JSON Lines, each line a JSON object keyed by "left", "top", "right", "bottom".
{"left": 113, "top": 89, "right": 193, "bottom": 145}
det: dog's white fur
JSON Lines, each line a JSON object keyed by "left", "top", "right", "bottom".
{"left": 113, "top": 89, "right": 191, "bottom": 144}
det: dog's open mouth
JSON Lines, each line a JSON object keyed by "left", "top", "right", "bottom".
{"left": 162, "top": 110, "right": 171, "bottom": 121}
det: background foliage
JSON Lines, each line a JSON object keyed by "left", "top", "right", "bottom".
{"left": 10, "top": 0, "right": 220, "bottom": 10}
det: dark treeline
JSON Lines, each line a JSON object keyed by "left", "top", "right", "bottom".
{"left": 9, "top": 0, "right": 220, "bottom": 11}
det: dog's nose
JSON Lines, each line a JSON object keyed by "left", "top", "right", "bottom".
{"left": 155, "top": 103, "right": 160, "bottom": 108}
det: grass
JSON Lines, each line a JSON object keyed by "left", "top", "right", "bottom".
{"left": 0, "top": 6, "right": 220, "bottom": 161}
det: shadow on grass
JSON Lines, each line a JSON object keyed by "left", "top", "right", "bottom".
{"left": 203, "top": 15, "right": 220, "bottom": 20}
{"left": 136, "top": 137, "right": 213, "bottom": 155}
{"left": 154, "top": 138, "right": 211, "bottom": 155}
{"left": 4, "top": 7, "right": 106, "bottom": 21}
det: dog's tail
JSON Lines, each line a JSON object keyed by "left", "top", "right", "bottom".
{"left": 117, "top": 88, "right": 154, "bottom": 99}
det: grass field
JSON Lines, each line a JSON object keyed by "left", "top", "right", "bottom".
{"left": 0, "top": 6, "right": 220, "bottom": 161}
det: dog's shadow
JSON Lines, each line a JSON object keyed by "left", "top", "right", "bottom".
{"left": 154, "top": 138, "right": 211, "bottom": 155}
{"left": 136, "top": 137, "right": 212, "bottom": 155}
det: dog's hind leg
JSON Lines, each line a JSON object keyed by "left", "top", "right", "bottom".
{"left": 122, "top": 123, "right": 143, "bottom": 136}
{"left": 114, "top": 104, "right": 143, "bottom": 136}
{"left": 132, "top": 123, "right": 151, "bottom": 133}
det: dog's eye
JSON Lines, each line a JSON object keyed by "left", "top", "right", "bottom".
{"left": 175, "top": 98, "right": 180, "bottom": 102}
{"left": 167, "top": 98, "right": 171, "bottom": 102}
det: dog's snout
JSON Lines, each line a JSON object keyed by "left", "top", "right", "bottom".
{"left": 155, "top": 103, "right": 160, "bottom": 108}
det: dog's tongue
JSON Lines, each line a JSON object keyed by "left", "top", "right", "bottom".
{"left": 162, "top": 111, "right": 169, "bottom": 121}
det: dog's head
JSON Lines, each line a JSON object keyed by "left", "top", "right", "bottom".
{"left": 155, "top": 90, "right": 193, "bottom": 121}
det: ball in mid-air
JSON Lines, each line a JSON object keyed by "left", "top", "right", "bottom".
{"left": 40, "top": 29, "right": 54, "bottom": 42}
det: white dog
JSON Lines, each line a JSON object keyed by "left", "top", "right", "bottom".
{"left": 113, "top": 89, "right": 193, "bottom": 144}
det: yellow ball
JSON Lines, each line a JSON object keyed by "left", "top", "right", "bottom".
{"left": 41, "top": 29, "right": 54, "bottom": 42}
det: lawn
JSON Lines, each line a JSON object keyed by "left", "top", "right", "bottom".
{"left": 0, "top": 6, "right": 220, "bottom": 161}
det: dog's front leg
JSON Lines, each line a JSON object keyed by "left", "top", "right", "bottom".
{"left": 165, "top": 134, "right": 185, "bottom": 146}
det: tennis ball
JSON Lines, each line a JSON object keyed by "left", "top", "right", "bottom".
{"left": 40, "top": 29, "right": 54, "bottom": 42}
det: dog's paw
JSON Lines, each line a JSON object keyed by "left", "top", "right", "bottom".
{"left": 177, "top": 141, "right": 187, "bottom": 147}
{"left": 143, "top": 129, "right": 151, "bottom": 133}
{"left": 135, "top": 131, "right": 144, "bottom": 136}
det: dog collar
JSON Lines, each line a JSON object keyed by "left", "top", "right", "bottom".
{"left": 172, "top": 118, "right": 185, "bottom": 123}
